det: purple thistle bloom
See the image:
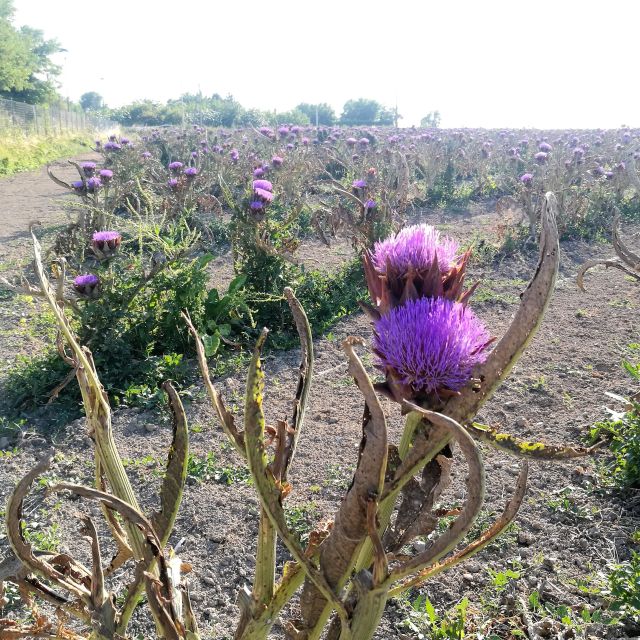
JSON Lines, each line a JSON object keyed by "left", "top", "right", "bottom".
{"left": 253, "top": 179, "right": 273, "bottom": 192}
{"left": 167, "top": 178, "right": 179, "bottom": 190}
{"left": 346, "top": 137, "right": 357, "bottom": 146}
{"left": 302, "top": 137, "right": 310, "bottom": 145}
{"left": 184, "top": 167, "right": 198, "bottom": 178}
{"left": 592, "top": 166, "right": 605, "bottom": 177}
{"left": 103, "top": 141, "right": 121, "bottom": 151}
{"left": 352, "top": 179, "right": 367, "bottom": 190}
{"left": 520, "top": 173, "right": 534, "bottom": 185}
{"left": 254, "top": 187, "right": 274, "bottom": 203}
{"left": 534, "top": 151, "right": 548, "bottom": 164}
{"left": 141, "top": 151, "right": 152, "bottom": 159}
{"left": 372, "top": 224, "right": 460, "bottom": 275}
{"left": 99, "top": 169, "right": 113, "bottom": 182}
{"left": 253, "top": 167, "right": 266, "bottom": 178}
{"left": 538, "top": 142, "right": 552, "bottom": 152}
{"left": 120, "top": 137, "right": 130, "bottom": 145}
{"left": 92, "top": 230, "right": 121, "bottom": 256}
{"left": 605, "top": 171, "right": 615, "bottom": 180}
{"left": 250, "top": 200, "right": 265, "bottom": 211}
{"left": 272, "top": 155, "right": 284, "bottom": 166}
{"left": 81, "top": 162, "right": 97, "bottom": 176}
{"left": 365, "top": 199, "right": 377, "bottom": 210}
{"left": 358, "top": 137, "right": 370, "bottom": 146}
{"left": 86, "top": 177, "right": 102, "bottom": 192}
{"left": 71, "top": 180, "right": 85, "bottom": 192}
{"left": 168, "top": 161, "right": 183, "bottom": 172}
{"left": 73, "top": 273, "right": 100, "bottom": 297}
{"left": 373, "top": 297, "right": 491, "bottom": 397}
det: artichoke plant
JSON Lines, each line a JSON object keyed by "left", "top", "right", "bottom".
{"left": 1, "top": 193, "right": 594, "bottom": 640}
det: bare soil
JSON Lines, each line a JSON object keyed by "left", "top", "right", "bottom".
{"left": 1, "top": 164, "right": 639, "bottom": 639}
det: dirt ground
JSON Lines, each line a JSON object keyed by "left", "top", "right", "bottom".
{"left": 0, "top": 163, "right": 639, "bottom": 639}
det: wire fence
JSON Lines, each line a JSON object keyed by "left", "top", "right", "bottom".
{"left": 0, "top": 97, "right": 117, "bottom": 136}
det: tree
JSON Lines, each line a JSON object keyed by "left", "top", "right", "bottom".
{"left": 80, "top": 91, "right": 104, "bottom": 111}
{"left": 0, "top": 1, "right": 63, "bottom": 104}
{"left": 295, "top": 102, "right": 336, "bottom": 125}
{"left": 340, "top": 98, "right": 381, "bottom": 126}
{"left": 420, "top": 110, "right": 441, "bottom": 128}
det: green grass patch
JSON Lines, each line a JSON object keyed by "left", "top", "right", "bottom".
{"left": 0, "top": 132, "right": 92, "bottom": 177}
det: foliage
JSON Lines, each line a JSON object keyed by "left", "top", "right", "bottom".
{"left": 420, "top": 111, "right": 441, "bottom": 128}
{"left": 295, "top": 102, "right": 336, "bottom": 125}
{"left": 0, "top": 133, "right": 89, "bottom": 177}
{"left": 589, "top": 401, "right": 640, "bottom": 488}
{"left": 605, "top": 551, "right": 640, "bottom": 621}
{"left": 340, "top": 98, "right": 397, "bottom": 126}
{"left": 0, "top": 0, "right": 62, "bottom": 103}
{"left": 399, "top": 595, "right": 468, "bottom": 640}
{"left": 80, "top": 91, "right": 104, "bottom": 111}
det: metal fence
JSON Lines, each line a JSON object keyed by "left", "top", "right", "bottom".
{"left": 0, "top": 96, "right": 117, "bottom": 136}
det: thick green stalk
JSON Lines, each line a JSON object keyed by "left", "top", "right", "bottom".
{"left": 253, "top": 509, "right": 277, "bottom": 606}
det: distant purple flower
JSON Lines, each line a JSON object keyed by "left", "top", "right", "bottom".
{"left": 95, "top": 140, "right": 102, "bottom": 148}
{"left": 278, "top": 126, "right": 289, "bottom": 137}
{"left": 184, "top": 167, "right": 198, "bottom": 179}
{"left": 520, "top": 173, "right": 534, "bottom": 185}
{"left": 364, "top": 199, "right": 377, "bottom": 210}
{"left": 272, "top": 155, "right": 284, "bottom": 167}
{"left": 120, "top": 138, "right": 130, "bottom": 145}
{"left": 141, "top": 151, "right": 152, "bottom": 159}
{"left": 167, "top": 178, "right": 179, "bottom": 190}
{"left": 352, "top": 179, "right": 367, "bottom": 192}
{"left": 371, "top": 224, "right": 460, "bottom": 276}
{"left": 302, "top": 137, "right": 309, "bottom": 145}
{"left": 250, "top": 200, "right": 265, "bottom": 211}
{"left": 346, "top": 137, "right": 357, "bottom": 147}
{"left": 168, "top": 161, "right": 183, "bottom": 172}
{"left": 230, "top": 148, "right": 239, "bottom": 161}
{"left": 99, "top": 169, "right": 113, "bottom": 182}
{"left": 86, "top": 177, "right": 102, "bottom": 192}
{"left": 253, "top": 179, "right": 273, "bottom": 192}
{"left": 605, "top": 171, "right": 615, "bottom": 180}
{"left": 534, "top": 152, "right": 548, "bottom": 164}
{"left": 71, "top": 180, "right": 85, "bottom": 192}
{"left": 592, "top": 166, "right": 605, "bottom": 177}
{"left": 358, "top": 137, "right": 370, "bottom": 146}
{"left": 538, "top": 142, "right": 552, "bottom": 152}
{"left": 373, "top": 297, "right": 491, "bottom": 397}
{"left": 103, "top": 141, "right": 121, "bottom": 151}
{"left": 81, "top": 162, "right": 97, "bottom": 177}
{"left": 73, "top": 273, "right": 100, "bottom": 297}
{"left": 615, "top": 162, "right": 626, "bottom": 173}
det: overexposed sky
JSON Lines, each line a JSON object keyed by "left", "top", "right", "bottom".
{"left": 12, "top": 0, "right": 640, "bottom": 128}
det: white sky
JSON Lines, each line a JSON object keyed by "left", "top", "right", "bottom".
{"left": 12, "top": 0, "right": 640, "bottom": 128}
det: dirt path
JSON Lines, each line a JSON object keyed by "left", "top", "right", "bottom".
{"left": 0, "top": 154, "right": 100, "bottom": 262}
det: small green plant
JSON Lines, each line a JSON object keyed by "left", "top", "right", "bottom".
{"left": 604, "top": 551, "right": 640, "bottom": 620}
{"left": 590, "top": 403, "right": 640, "bottom": 488}
{"left": 186, "top": 452, "right": 250, "bottom": 485}
{"left": 284, "top": 502, "right": 318, "bottom": 545}
{"left": 399, "top": 594, "right": 468, "bottom": 640}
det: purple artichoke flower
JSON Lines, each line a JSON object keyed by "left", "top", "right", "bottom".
{"left": 168, "top": 178, "right": 179, "bottom": 190}
{"left": 358, "top": 137, "right": 370, "bottom": 146}
{"left": 364, "top": 199, "right": 377, "bottom": 210}
{"left": 253, "top": 179, "right": 273, "bottom": 192}
{"left": 168, "top": 161, "right": 183, "bottom": 172}
{"left": 86, "top": 177, "right": 102, "bottom": 193}
{"left": 254, "top": 187, "right": 274, "bottom": 203}
{"left": 352, "top": 179, "right": 367, "bottom": 194}
{"left": 141, "top": 151, "right": 152, "bottom": 159}
{"left": 99, "top": 169, "right": 113, "bottom": 182}
{"left": 120, "top": 137, "right": 130, "bottom": 145}
{"left": 520, "top": 173, "right": 534, "bottom": 185}
{"left": 592, "top": 166, "right": 605, "bottom": 177}
{"left": 184, "top": 167, "right": 198, "bottom": 179}
{"left": 534, "top": 151, "right": 548, "bottom": 164}
{"left": 363, "top": 224, "right": 473, "bottom": 314}
{"left": 346, "top": 137, "right": 357, "bottom": 147}
{"left": 73, "top": 273, "right": 100, "bottom": 297}
{"left": 71, "top": 180, "right": 85, "bottom": 193}
{"left": 373, "top": 296, "right": 491, "bottom": 401}
{"left": 92, "top": 231, "right": 121, "bottom": 256}
{"left": 538, "top": 142, "right": 552, "bottom": 152}
{"left": 103, "top": 142, "right": 121, "bottom": 151}
{"left": 272, "top": 155, "right": 284, "bottom": 167}
{"left": 81, "top": 162, "right": 97, "bottom": 177}
{"left": 253, "top": 167, "right": 266, "bottom": 178}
